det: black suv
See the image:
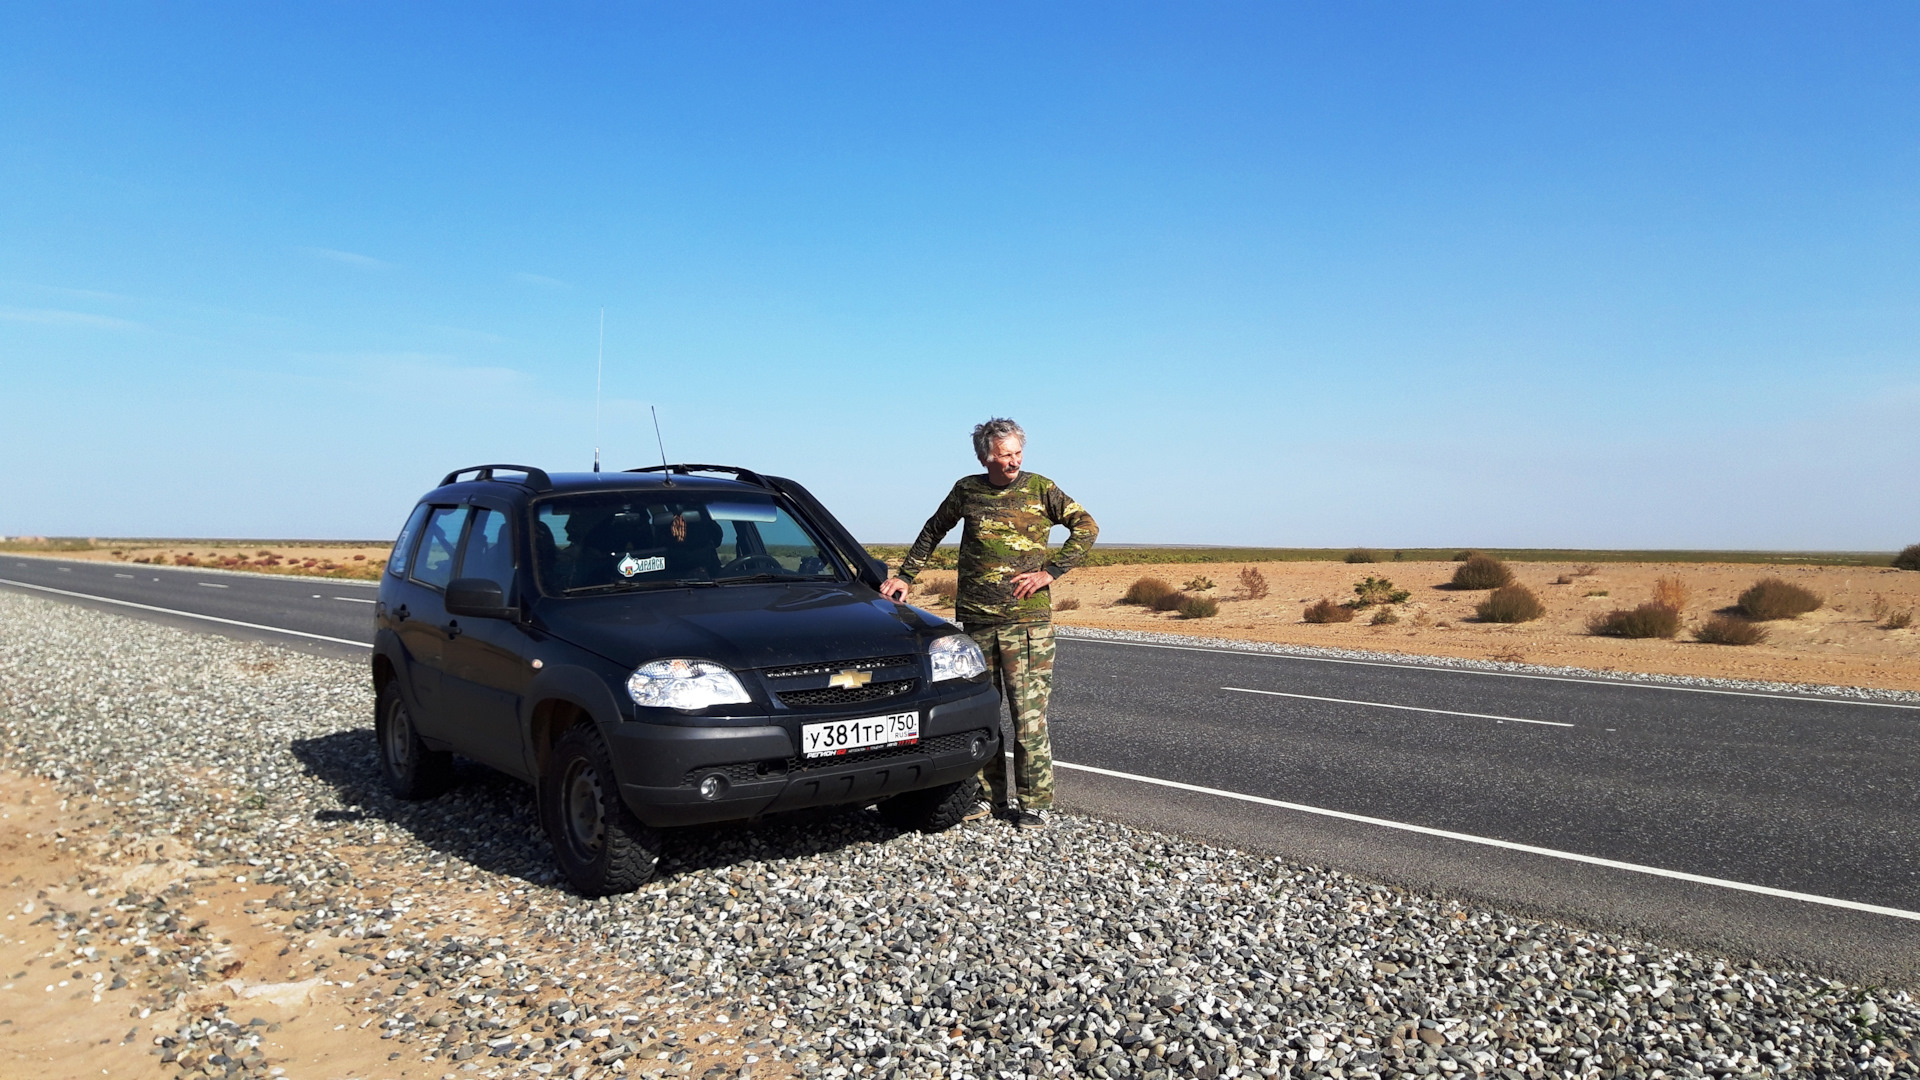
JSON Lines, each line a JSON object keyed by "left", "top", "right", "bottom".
{"left": 372, "top": 463, "right": 1001, "bottom": 895}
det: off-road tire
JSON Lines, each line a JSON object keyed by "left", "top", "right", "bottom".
{"left": 376, "top": 681, "right": 454, "bottom": 800}
{"left": 541, "top": 725, "right": 662, "bottom": 896}
{"left": 876, "top": 775, "right": 981, "bottom": 833}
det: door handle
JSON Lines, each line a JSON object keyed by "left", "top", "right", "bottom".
{"left": 394, "top": 604, "right": 410, "bottom": 622}
{"left": 447, "top": 619, "right": 461, "bottom": 639}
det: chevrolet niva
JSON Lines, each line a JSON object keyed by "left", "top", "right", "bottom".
{"left": 372, "top": 463, "right": 1000, "bottom": 895}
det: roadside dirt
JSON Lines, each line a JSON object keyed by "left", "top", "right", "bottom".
{"left": 5, "top": 545, "right": 391, "bottom": 581}
{"left": 0, "top": 770, "right": 782, "bottom": 1080}
{"left": 944, "top": 559, "right": 1920, "bottom": 693}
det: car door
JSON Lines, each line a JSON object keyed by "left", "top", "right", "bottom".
{"left": 399, "top": 504, "right": 470, "bottom": 744}
{"left": 439, "top": 503, "right": 537, "bottom": 778}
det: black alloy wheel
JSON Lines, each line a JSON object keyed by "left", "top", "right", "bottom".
{"left": 540, "top": 725, "right": 662, "bottom": 896}
{"left": 375, "top": 681, "right": 454, "bottom": 799}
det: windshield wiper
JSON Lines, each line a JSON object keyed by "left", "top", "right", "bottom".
{"left": 715, "top": 572, "right": 834, "bottom": 585}
{"left": 563, "top": 578, "right": 718, "bottom": 595}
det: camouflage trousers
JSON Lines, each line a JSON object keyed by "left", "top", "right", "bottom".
{"left": 966, "top": 621, "right": 1055, "bottom": 810}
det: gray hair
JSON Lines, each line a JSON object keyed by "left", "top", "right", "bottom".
{"left": 971, "top": 417, "right": 1026, "bottom": 463}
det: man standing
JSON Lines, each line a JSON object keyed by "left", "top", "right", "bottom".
{"left": 880, "top": 418, "right": 1098, "bottom": 827}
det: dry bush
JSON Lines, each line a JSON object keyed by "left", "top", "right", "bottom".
{"left": 1696, "top": 615, "right": 1768, "bottom": 645}
{"left": 1053, "top": 597, "right": 1081, "bottom": 611}
{"left": 1572, "top": 564, "right": 1598, "bottom": 577}
{"left": 1552, "top": 574, "right": 1574, "bottom": 585}
{"left": 1588, "top": 603, "right": 1681, "bottom": 639}
{"left": 1738, "top": 578, "right": 1823, "bottom": 620}
{"left": 918, "top": 575, "right": 958, "bottom": 607}
{"left": 1453, "top": 550, "right": 1476, "bottom": 561}
{"left": 1352, "top": 576, "right": 1411, "bottom": 607}
{"left": 1302, "top": 599, "right": 1355, "bottom": 624}
{"left": 1237, "top": 565, "right": 1269, "bottom": 601}
{"left": 1651, "top": 576, "right": 1691, "bottom": 611}
{"left": 1120, "top": 577, "right": 1177, "bottom": 607}
{"left": 1177, "top": 594, "right": 1220, "bottom": 619}
{"left": 1477, "top": 584, "right": 1546, "bottom": 623}
{"left": 1369, "top": 606, "right": 1399, "bottom": 625}
{"left": 1183, "top": 575, "right": 1215, "bottom": 592}
{"left": 1894, "top": 544, "right": 1920, "bottom": 571}
{"left": 1345, "top": 548, "right": 1378, "bottom": 564}
{"left": 1885, "top": 610, "right": 1914, "bottom": 631}
{"left": 1411, "top": 610, "right": 1434, "bottom": 628}
{"left": 1150, "top": 590, "right": 1186, "bottom": 612}
{"left": 1449, "top": 555, "right": 1513, "bottom": 590}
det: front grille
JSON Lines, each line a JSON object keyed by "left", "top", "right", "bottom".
{"left": 682, "top": 729, "right": 989, "bottom": 786}
{"left": 764, "top": 655, "right": 916, "bottom": 680}
{"left": 777, "top": 678, "right": 916, "bottom": 708}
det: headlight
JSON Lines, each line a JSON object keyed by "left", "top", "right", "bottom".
{"left": 627, "top": 659, "right": 751, "bottom": 710}
{"left": 929, "top": 634, "right": 987, "bottom": 682}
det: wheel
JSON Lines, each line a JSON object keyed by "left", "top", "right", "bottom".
{"left": 376, "top": 681, "right": 454, "bottom": 800}
{"left": 876, "top": 775, "right": 980, "bottom": 833}
{"left": 540, "top": 725, "right": 662, "bottom": 895}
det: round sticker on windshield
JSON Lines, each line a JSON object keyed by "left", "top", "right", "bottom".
{"left": 618, "top": 554, "right": 665, "bottom": 578}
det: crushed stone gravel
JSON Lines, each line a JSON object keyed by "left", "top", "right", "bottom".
{"left": 3, "top": 589, "right": 1918, "bottom": 1080}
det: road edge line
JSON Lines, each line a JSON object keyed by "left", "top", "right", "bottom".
{"left": 0, "top": 577, "right": 372, "bottom": 650}
{"left": 1221, "top": 686, "right": 1573, "bottom": 727}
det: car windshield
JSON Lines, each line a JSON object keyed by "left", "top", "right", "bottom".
{"left": 532, "top": 490, "right": 845, "bottom": 595}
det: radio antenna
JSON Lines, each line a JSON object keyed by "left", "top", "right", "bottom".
{"left": 651, "top": 405, "right": 673, "bottom": 486}
{"left": 592, "top": 308, "right": 605, "bottom": 473}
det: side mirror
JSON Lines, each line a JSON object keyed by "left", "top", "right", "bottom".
{"left": 445, "top": 577, "right": 516, "bottom": 620}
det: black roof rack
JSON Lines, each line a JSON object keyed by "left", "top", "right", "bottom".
{"left": 624, "top": 464, "right": 771, "bottom": 489}
{"left": 439, "top": 464, "right": 554, "bottom": 491}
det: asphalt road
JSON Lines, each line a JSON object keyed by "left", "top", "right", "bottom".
{"left": 6, "top": 554, "right": 1920, "bottom": 984}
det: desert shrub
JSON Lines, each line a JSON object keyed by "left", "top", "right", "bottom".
{"left": 1177, "top": 594, "right": 1219, "bottom": 619}
{"left": 1477, "top": 584, "right": 1546, "bottom": 623}
{"left": 1588, "top": 603, "right": 1681, "bottom": 639}
{"left": 919, "top": 575, "right": 958, "bottom": 606}
{"left": 1053, "top": 597, "right": 1081, "bottom": 611}
{"left": 1894, "top": 544, "right": 1920, "bottom": 572}
{"left": 1450, "top": 555, "right": 1513, "bottom": 590}
{"left": 1120, "top": 577, "right": 1178, "bottom": 607}
{"left": 1183, "top": 575, "right": 1215, "bottom": 592}
{"left": 1651, "top": 576, "right": 1691, "bottom": 611}
{"left": 1302, "top": 599, "right": 1355, "bottom": 624}
{"left": 1453, "top": 550, "right": 1476, "bottom": 561}
{"left": 1369, "top": 606, "right": 1399, "bottom": 625}
{"left": 1345, "top": 548, "right": 1378, "bottom": 564}
{"left": 1237, "top": 565, "right": 1269, "bottom": 601}
{"left": 1352, "top": 576, "right": 1411, "bottom": 607}
{"left": 1585, "top": 588, "right": 1609, "bottom": 597}
{"left": 1696, "top": 615, "right": 1768, "bottom": 645}
{"left": 1738, "top": 578, "right": 1823, "bottom": 620}
{"left": 1151, "top": 589, "right": 1187, "bottom": 612}
{"left": 1884, "top": 610, "right": 1914, "bottom": 630}
{"left": 1552, "top": 574, "right": 1574, "bottom": 585}
{"left": 1572, "top": 564, "right": 1598, "bottom": 577}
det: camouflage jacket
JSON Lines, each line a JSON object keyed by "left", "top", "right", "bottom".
{"left": 896, "top": 472, "right": 1098, "bottom": 627}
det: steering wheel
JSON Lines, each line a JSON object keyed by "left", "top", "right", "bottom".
{"left": 722, "top": 554, "right": 786, "bottom": 574}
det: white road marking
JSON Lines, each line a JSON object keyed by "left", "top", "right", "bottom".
{"left": 0, "top": 578, "right": 370, "bottom": 649}
{"left": 1054, "top": 760, "right": 1920, "bottom": 922}
{"left": 1067, "top": 634, "right": 1920, "bottom": 710}
{"left": 114, "top": 573, "right": 134, "bottom": 579}
{"left": 197, "top": 581, "right": 229, "bottom": 588}
{"left": 56, "top": 566, "right": 70, "bottom": 572}
{"left": 1222, "top": 686, "right": 1572, "bottom": 728}
{"left": 333, "top": 596, "right": 376, "bottom": 604}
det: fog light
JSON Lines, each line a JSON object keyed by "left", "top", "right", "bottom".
{"left": 698, "top": 774, "right": 728, "bottom": 801}
{"left": 970, "top": 735, "right": 992, "bottom": 760}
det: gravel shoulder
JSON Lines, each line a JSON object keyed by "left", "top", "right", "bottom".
{"left": 4, "top": 590, "right": 1920, "bottom": 1080}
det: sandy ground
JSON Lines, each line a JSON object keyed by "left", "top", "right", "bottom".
{"left": 4, "top": 544, "right": 393, "bottom": 581}
{"left": 910, "top": 559, "right": 1920, "bottom": 694}
{"left": 0, "top": 770, "right": 777, "bottom": 1080}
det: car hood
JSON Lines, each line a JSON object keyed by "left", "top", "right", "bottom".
{"left": 534, "top": 584, "right": 957, "bottom": 671}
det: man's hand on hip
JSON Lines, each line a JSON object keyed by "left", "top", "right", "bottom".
{"left": 1010, "top": 569, "right": 1055, "bottom": 600}
{"left": 879, "top": 577, "right": 911, "bottom": 602}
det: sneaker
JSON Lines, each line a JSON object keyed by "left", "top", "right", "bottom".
{"left": 1010, "top": 807, "right": 1050, "bottom": 829}
{"left": 963, "top": 800, "right": 995, "bottom": 822}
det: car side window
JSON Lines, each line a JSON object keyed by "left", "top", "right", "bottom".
{"left": 387, "top": 504, "right": 432, "bottom": 579}
{"left": 459, "top": 508, "right": 516, "bottom": 597}
{"left": 410, "top": 506, "right": 469, "bottom": 591}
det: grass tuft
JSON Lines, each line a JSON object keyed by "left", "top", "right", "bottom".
{"left": 1369, "top": 606, "right": 1399, "bottom": 625}
{"left": 1119, "top": 577, "right": 1178, "bottom": 607}
{"left": 1237, "top": 565, "right": 1269, "bottom": 601}
{"left": 1449, "top": 555, "right": 1513, "bottom": 590}
{"left": 1476, "top": 584, "right": 1546, "bottom": 623}
{"left": 1302, "top": 599, "right": 1355, "bottom": 624}
{"left": 1177, "top": 594, "right": 1220, "bottom": 619}
{"left": 1588, "top": 603, "right": 1681, "bottom": 639}
{"left": 1737, "top": 578, "right": 1823, "bottom": 620}
{"left": 1053, "top": 597, "right": 1081, "bottom": 611}
{"left": 1884, "top": 610, "right": 1914, "bottom": 630}
{"left": 1183, "top": 575, "right": 1215, "bottom": 592}
{"left": 1696, "top": 615, "right": 1768, "bottom": 645}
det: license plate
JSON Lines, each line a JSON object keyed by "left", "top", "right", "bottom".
{"left": 800, "top": 711, "right": 920, "bottom": 758}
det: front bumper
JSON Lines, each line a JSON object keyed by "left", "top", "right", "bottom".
{"left": 607, "top": 680, "right": 1002, "bottom": 827}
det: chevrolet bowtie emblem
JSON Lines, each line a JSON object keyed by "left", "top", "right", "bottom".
{"left": 828, "top": 669, "right": 872, "bottom": 690}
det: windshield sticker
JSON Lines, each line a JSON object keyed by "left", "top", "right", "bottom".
{"left": 617, "top": 554, "right": 666, "bottom": 578}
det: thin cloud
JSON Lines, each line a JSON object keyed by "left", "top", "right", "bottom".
{"left": 0, "top": 306, "right": 146, "bottom": 331}
{"left": 513, "top": 272, "right": 572, "bottom": 290}
{"left": 301, "top": 247, "right": 392, "bottom": 271}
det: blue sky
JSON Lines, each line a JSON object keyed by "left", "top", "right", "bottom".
{"left": 3, "top": 4, "right": 1916, "bottom": 548}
